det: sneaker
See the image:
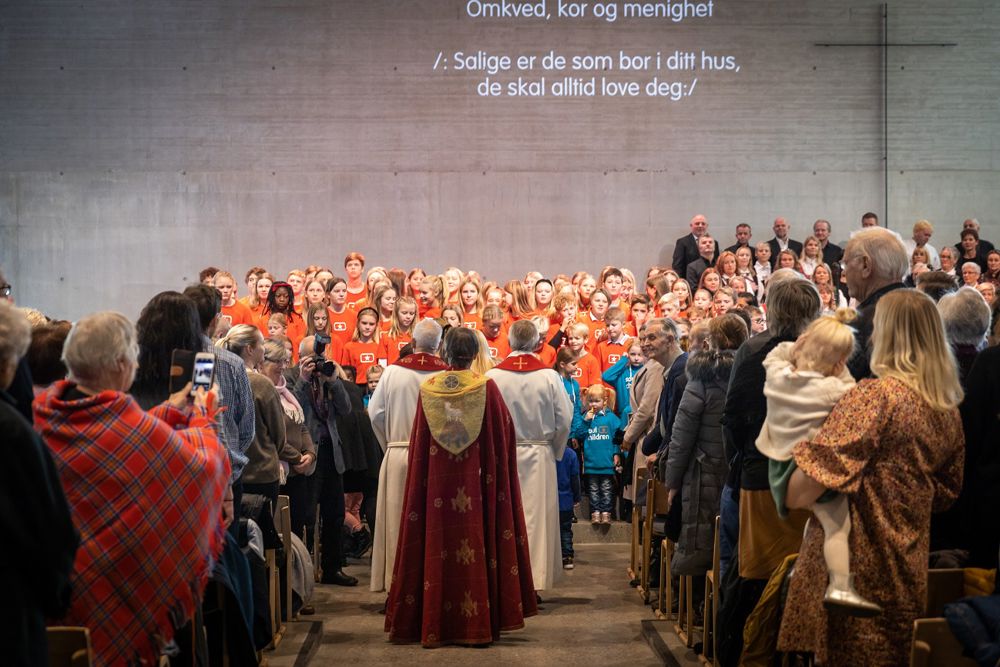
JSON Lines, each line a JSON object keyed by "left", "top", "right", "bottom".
{"left": 601, "top": 512, "right": 611, "bottom": 524}
{"left": 591, "top": 512, "right": 600, "bottom": 524}
{"left": 563, "top": 556, "right": 574, "bottom": 570}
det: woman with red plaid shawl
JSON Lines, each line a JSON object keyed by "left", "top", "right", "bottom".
{"left": 33, "top": 311, "right": 231, "bottom": 666}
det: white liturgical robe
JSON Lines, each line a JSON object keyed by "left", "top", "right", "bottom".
{"left": 487, "top": 352, "right": 573, "bottom": 590}
{"left": 367, "top": 353, "right": 448, "bottom": 592}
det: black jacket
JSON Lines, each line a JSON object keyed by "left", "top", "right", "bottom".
{"left": 673, "top": 234, "right": 719, "bottom": 282}
{"left": 720, "top": 331, "right": 795, "bottom": 490}
{"left": 1, "top": 390, "right": 79, "bottom": 666}
{"left": 766, "top": 237, "right": 803, "bottom": 268}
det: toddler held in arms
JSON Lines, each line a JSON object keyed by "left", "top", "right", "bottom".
{"left": 755, "top": 308, "right": 882, "bottom": 617}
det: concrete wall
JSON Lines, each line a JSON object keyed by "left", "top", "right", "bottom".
{"left": 1, "top": 0, "right": 998, "bottom": 318}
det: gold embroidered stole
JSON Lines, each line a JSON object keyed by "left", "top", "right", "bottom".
{"left": 419, "top": 370, "right": 487, "bottom": 454}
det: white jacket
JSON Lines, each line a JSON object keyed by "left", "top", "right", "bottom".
{"left": 755, "top": 342, "right": 855, "bottom": 462}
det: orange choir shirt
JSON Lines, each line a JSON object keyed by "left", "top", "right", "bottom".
{"left": 572, "top": 350, "right": 602, "bottom": 392}
{"left": 483, "top": 333, "right": 511, "bottom": 363}
{"left": 597, "top": 337, "right": 632, "bottom": 373}
{"left": 584, "top": 313, "right": 607, "bottom": 352}
{"left": 377, "top": 333, "right": 413, "bottom": 366}
{"left": 221, "top": 300, "right": 256, "bottom": 327}
{"left": 327, "top": 307, "right": 357, "bottom": 346}
{"left": 462, "top": 312, "right": 482, "bottom": 330}
{"left": 341, "top": 340, "right": 381, "bottom": 386}
{"left": 537, "top": 345, "right": 557, "bottom": 368}
{"left": 345, "top": 287, "right": 367, "bottom": 309}
{"left": 256, "top": 310, "right": 306, "bottom": 363}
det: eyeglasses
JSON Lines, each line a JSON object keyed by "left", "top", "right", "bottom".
{"left": 0, "top": 284, "right": 10, "bottom": 298}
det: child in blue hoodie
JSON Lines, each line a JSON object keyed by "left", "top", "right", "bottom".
{"left": 554, "top": 347, "right": 589, "bottom": 452}
{"left": 600, "top": 340, "right": 646, "bottom": 423}
{"left": 582, "top": 384, "right": 622, "bottom": 525}
{"left": 556, "top": 447, "right": 582, "bottom": 569}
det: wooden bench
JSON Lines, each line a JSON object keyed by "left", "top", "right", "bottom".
{"left": 909, "top": 568, "right": 977, "bottom": 667}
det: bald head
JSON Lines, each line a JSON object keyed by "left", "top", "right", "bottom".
{"left": 689, "top": 214, "right": 708, "bottom": 238}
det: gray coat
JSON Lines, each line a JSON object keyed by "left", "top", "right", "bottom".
{"left": 663, "top": 350, "right": 735, "bottom": 575}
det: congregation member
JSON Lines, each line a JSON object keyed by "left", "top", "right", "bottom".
{"left": 812, "top": 218, "right": 843, "bottom": 270}
{"left": 957, "top": 228, "right": 989, "bottom": 272}
{"left": 663, "top": 314, "right": 748, "bottom": 608}
{"left": 936, "top": 286, "right": 992, "bottom": 385}
{"left": 685, "top": 234, "right": 720, "bottom": 288}
{"left": 841, "top": 227, "right": 909, "bottom": 379}
{"left": 1, "top": 301, "right": 78, "bottom": 666}
{"left": 487, "top": 321, "right": 573, "bottom": 594}
{"left": 258, "top": 338, "right": 317, "bottom": 539}
{"left": 716, "top": 275, "right": 821, "bottom": 664}
{"left": 939, "top": 245, "right": 959, "bottom": 277}
{"left": 288, "top": 335, "right": 355, "bottom": 585}
{"left": 672, "top": 214, "right": 718, "bottom": 281}
{"left": 34, "top": 312, "right": 231, "bottom": 665}
{"left": 903, "top": 219, "right": 941, "bottom": 270}
{"left": 385, "top": 327, "right": 537, "bottom": 646}
{"left": 957, "top": 218, "right": 995, "bottom": 254}
{"left": 368, "top": 319, "right": 449, "bottom": 593}
{"left": 184, "top": 284, "right": 256, "bottom": 532}
{"left": 778, "top": 290, "right": 964, "bottom": 665}
{"left": 725, "top": 223, "right": 756, "bottom": 260}
{"left": 766, "top": 217, "right": 802, "bottom": 268}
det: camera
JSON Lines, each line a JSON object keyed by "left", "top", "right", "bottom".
{"left": 314, "top": 332, "right": 331, "bottom": 357}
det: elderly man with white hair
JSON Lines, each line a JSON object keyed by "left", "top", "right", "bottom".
{"left": 937, "top": 286, "right": 992, "bottom": 384}
{"left": 368, "top": 318, "right": 449, "bottom": 593}
{"left": 487, "top": 320, "right": 573, "bottom": 593}
{"left": 1, "top": 301, "right": 78, "bottom": 666}
{"left": 842, "top": 227, "right": 910, "bottom": 379}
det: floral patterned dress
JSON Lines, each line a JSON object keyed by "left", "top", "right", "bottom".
{"left": 777, "top": 377, "right": 963, "bottom": 666}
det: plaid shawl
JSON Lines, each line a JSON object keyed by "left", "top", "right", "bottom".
{"left": 34, "top": 381, "right": 230, "bottom": 666}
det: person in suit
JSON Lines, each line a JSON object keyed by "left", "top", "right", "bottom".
{"left": 686, "top": 235, "right": 720, "bottom": 288}
{"left": 813, "top": 219, "right": 844, "bottom": 285}
{"left": 767, "top": 217, "right": 803, "bottom": 269}
{"left": 672, "top": 214, "right": 719, "bottom": 281}
{"left": 725, "top": 223, "right": 756, "bottom": 262}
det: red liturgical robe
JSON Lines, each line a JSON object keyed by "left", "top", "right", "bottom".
{"left": 385, "top": 370, "right": 537, "bottom": 647}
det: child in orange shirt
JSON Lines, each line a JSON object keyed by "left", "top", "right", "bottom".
{"left": 567, "top": 322, "right": 602, "bottom": 390}
{"left": 584, "top": 289, "right": 611, "bottom": 351}
{"left": 459, "top": 278, "right": 484, "bottom": 330}
{"left": 625, "top": 295, "right": 651, "bottom": 337}
{"left": 267, "top": 313, "right": 287, "bottom": 339}
{"left": 214, "top": 271, "right": 256, "bottom": 327}
{"left": 596, "top": 307, "right": 631, "bottom": 374}
{"left": 306, "top": 303, "right": 344, "bottom": 362}
{"left": 343, "top": 252, "right": 367, "bottom": 308}
{"left": 259, "top": 282, "right": 306, "bottom": 361}
{"left": 287, "top": 269, "right": 306, "bottom": 310}
{"left": 481, "top": 304, "right": 510, "bottom": 362}
{"left": 372, "top": 283, "right": 398, "bottom": 334}
{"left": 378, "top": 296, "right": 417, "bottom": 365}
{"left": 531, "top": 315, "right": 558, "bottom": 367}
{"left": 340, "top": 307, "right": 380, "bottom": 389}
{"left": 325, "top": 276, "right": 357, "bottom": 346}
{"left": 419, "top": 275, "right": 444, "bottom": 320}
{"left": 602, "top": 268, "right": 631, "bottom": 318}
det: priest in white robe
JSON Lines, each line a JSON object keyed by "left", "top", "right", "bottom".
{"left": 486, "top": 320, "right": 573, "bottom": 591}
{"left": 368, "top": 319, "right": 449, "bottom": 592}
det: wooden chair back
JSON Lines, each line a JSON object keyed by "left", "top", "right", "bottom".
{"left": 47, "top": 627, "right": 93, "bottom": 667}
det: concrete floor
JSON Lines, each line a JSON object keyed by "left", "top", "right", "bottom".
{"left": 268, "top": 542, "right": 702, "bottom": 666}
